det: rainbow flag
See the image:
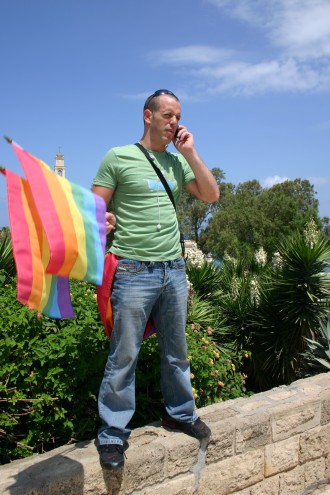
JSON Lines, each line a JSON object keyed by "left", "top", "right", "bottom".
{"left": 2, "top": 140, "right": 106, "bottom": 318}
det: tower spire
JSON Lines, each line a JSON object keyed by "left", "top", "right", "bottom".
{"left": 54, "top": 147, "right": 66, "bottom": 177}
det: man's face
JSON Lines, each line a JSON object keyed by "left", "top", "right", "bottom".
{"left": 146, "top": 95, "right": 181, "bottom": 147}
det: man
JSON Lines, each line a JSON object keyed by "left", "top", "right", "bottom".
{"left": 92, "top": 89, "right": 219, "bottom": 470}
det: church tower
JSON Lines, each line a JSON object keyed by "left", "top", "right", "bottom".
{"left": 54, "top": 148, "right": 66, "bottom": 177}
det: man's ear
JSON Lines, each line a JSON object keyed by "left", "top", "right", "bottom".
{"left": 144, "top": 108, "right": 152, "bottom": 124}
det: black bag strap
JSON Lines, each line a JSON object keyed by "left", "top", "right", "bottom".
{"left": 135, "top": 142, "right": 176, "bottom": 211}
{"left": 135, "top": 142, "right": 185, "bottom": 257}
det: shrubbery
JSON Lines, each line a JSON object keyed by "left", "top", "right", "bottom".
{"left": 132, "top": 323, "right": 249, "bottom": 428}
{"left": 0, "top": 278, "right": 108, "bottom": 463}
{"left": 2, "top": 219, "right": 328, "bottom": 464}
{"left": 0, "top": 276, "right": 248, "bottom": 464}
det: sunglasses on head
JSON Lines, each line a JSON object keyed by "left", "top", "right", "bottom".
{"left": 151, "top": 89, "right": 177, "bottom": 98}
{"left": 144, "top": 89, "right": 179, "bottom": 110}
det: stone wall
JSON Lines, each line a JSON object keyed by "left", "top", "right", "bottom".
{"left": 1, "top": 373, "right": 330, "bottom": 495}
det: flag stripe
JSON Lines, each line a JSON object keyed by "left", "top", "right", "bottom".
{"left": 70, "top": 183, "right": 104, "bottom": 283}
{"left": 42, "top": 275, "right": 74, "bottom": 319}
{"left": 56, "top": 276, "right": 75, "bottom": 318}
{"left": 21, "top": 179, "right": 46, "bottom": 309}
{"left": 95, "top": 192, "right": 107, "bottom": 279}
{"left": 37, "top": 157, "right": 80, "bottom": 276}
{"left": 5, "top": 169, "right": 74, "bottom": 318}
{"left": 58, "top": 178, "right": 88, "bottom": 279}
{"left": 11, "top": 142, "right": 105, "bottom": 283}
{"left": 7, "top": 171, "right": 36, "bottom": 305}
{"left": 12, "top": 145, "right": 69, "bottom": 274}
{"left": 3, "top": 141, "right": 105, "bottom": 320}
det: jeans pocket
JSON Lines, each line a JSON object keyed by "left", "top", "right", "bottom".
{"left": 116, "top": 258, "right": 145, "bottom": 275}
{"left": 172, "top": 257, "right": 186, "bottom": 271}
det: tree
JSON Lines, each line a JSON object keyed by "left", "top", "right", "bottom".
{"left": 200, "top": 180, "right": 265, "bottom": 259}
{"left": 321, "top": 217, "right": 330, "bottom": 238}
{"left": 177, "top": 167, "right": 223, "bottom": 243}
{"left": 201, "top": 178, "right": 320, "bottom": 260}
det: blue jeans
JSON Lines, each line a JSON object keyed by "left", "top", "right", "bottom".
{"left": 97, "top": 257, "right": 197, "bottom": 445}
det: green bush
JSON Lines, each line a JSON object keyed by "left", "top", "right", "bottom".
{"left": 301, "top": 317, "right": 330, "bottom": 375}
{"left": 250, "top": 232, "right": 330, "bottom": 389}
{"left": 0, "top": 279, "right": 108, "bottom": 464}
{"left": 133, "top": 322, "right": 250, "bottom": 428}
{"left": 186, "top": 229, "right": 330, "bottom": 391}
{"left": 1, "top": 276, "right": 249, "bottom": 464}
{"left": 186, "top": 323, "right": 250, "bottom": 405}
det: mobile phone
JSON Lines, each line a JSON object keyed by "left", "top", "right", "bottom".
{"left": 174, "top": 127, "right": 180, "bottom": 139}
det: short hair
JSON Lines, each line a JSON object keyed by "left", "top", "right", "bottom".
{"left": 143, "top": 89, "right": 179, "bottom": 112}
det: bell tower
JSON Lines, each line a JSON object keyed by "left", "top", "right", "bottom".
{"left": 54, "top": 147, "right": 66, "bottom": 177}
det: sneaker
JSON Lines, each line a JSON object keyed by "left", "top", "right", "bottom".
{"left": 162, "top": 412, "right": 211, "bottom": 439}
{"left": 98, "top": 442, "right": 129, "bottom": 469}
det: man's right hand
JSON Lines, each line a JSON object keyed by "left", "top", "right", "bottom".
{"left": 105, "top": 212, "right": 116, "bottom": 235}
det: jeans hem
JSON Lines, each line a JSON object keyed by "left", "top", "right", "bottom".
{"left": 98, "top": 439, "right": 124, "bottom": 446}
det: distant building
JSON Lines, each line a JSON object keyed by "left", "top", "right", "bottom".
{"left": 54, "top": 148, "right": 66, "bottom": 177}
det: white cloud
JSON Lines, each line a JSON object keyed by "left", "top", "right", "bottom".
{"left": 149, "top": 45, "right": 233, "bottom": 65}
{"left": 196, "top": 58, "right": 327, "bottom": 95}
{"left": 261, "top": 175, "right": 289, "bottom": 188}
{"left": 208, "top": 0, "right": 330, "bottom": 60}
{"left": 262, "top": 175, "right": 330, "bottom": 189}
{"left": 148, "top": 0, "right": 330, "bottom": 95}
{"left": 268, "top": 1, "right": 330, "bottom": 60}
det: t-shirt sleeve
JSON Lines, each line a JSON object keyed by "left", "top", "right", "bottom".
{"left": 93, "top": 149, "right": 118, "bottom": 189}
{"left": 177, "top": 154, "right": 196, "bottom": 185}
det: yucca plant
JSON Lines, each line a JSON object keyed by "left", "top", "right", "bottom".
{"left": 208, "top": 254, "right": 273, "bottom": 352}
{"left": 187, "top": 291, "right": 218, "bottom": 329}
{"left": 301, "top": 317, "right": 330, "bottom": 374}
{"left": 250, "top": 232, "right": 330, "bottom": 389}
{"left": 0, "top": 230, "right": 16, "bottom": 284}
{"left": 186, "top": 260, "right": 223, "bottom": 305}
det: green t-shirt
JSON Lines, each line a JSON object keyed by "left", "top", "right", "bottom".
{"left": 93, "top": 144, "right": 195, "bottom": 261}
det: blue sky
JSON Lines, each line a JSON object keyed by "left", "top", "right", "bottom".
{"left": 1, "top": 0, "right": 329, "bottom": 228}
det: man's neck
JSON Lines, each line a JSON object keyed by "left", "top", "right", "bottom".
{"left": 139, "top": 138, "right": 166, "bottom": 153}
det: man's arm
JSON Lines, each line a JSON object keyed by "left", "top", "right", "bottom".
{"left": 92, "top": 185, "right": 116, "bottom": 235}
{"left": 173, "top": 127, "right": 219, "bottom": 203}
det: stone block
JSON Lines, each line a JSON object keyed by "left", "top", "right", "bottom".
{"left": 265, "top": 436, "right": 299, "bottom": 477}
{"left": 1, "top": 374, "right": 330, "bottom": 495}
{"left": 235, "top": 413, "right": 272, "bottom": 454}
{"left": 123, "top": 441, "right": 166, "bottom": 493}
{"left": 159, "top": 435, "right": 199, "bottom": 477}
{"left": 304, "top": 482, "right": 330, "bottom": 494}
{"left": 205, "top": 419, "right": 235, "bottom": 463}
{"left": 266, "top": 389, "right": 298, "bottom": 402}
{"left": 198, "top": 449, "right": 264, "bottom": 495}
{"left": 279, "top": 465, "right": 305, "bottom": 495}
{"left": 140, "top": 473, "right": 196, "bottom": 495}
{"left": 232, "top": 397, "right": 272, "bottom": 415}
{"left": 326, "top": 454, "right": 330, "bottom": 478}
{"left": 272, "top": 401, "right": 321, "bottom": 441}
{"left": 291, "top": 373, "right": 330, "bottom": 394}
{"left": 251, "top": 474, "right": 280, "bottom": 494}
{"left": 303, "top": 457, "right": 326, "bottom": 488}
{"left": 299, "top": 425, "right": 330, "bottom": 463}
{"left": 321, "top": 398, "right": 330, "bottom": 426}
{"left": 200, "top": 402, "right": 239, "bottom": 423}
{"left": 230, "top": 488, "right": 252, "bottom": 495}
